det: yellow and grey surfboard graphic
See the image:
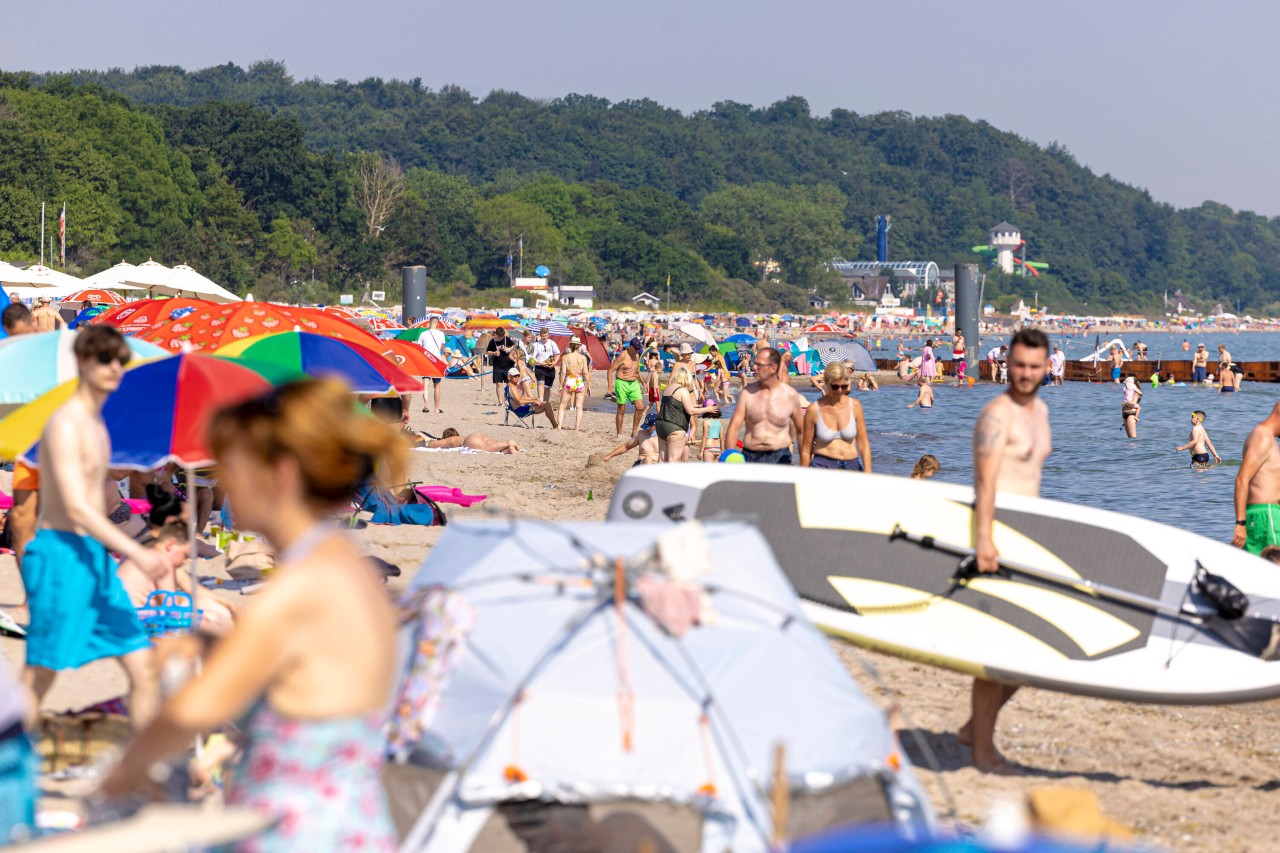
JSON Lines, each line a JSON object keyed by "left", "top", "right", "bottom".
{"left": 696, "top": 481, "right": 1165, "bottom": 661}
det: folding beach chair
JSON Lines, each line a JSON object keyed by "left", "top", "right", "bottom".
{"left": 504, "top": 385, "right": 536, "bottom": 428}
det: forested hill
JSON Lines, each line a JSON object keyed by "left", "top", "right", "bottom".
{"left": 7, "top": 61, "right": 1280, "bottom": 313}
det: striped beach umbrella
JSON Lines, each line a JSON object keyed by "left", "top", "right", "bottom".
{"left": 0, "top": 330, "right": 167, "bottom": 404}
{"left": 214, "top": 331, "right": 423, "bottom": 394}
{"left": 528, "top": 319, "right": 573, "bottom": 335}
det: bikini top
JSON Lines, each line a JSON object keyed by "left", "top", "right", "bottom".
{"left": 814, "top": 399, "right": 858, "bottom": 442}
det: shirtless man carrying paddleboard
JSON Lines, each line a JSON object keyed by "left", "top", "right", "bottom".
{"left": 961, "top": 327, "right": 1052, "bottom": 774}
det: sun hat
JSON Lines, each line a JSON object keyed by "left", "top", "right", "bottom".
{"left": 677, "top": 343, "right": 694, "bottom": 355}
{"left": 507, "top": 367, "right": 520, "bottom": 376}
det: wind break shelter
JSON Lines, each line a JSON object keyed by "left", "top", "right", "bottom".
{"left": 386, "top": 520, "right": 935, "bottom": 852}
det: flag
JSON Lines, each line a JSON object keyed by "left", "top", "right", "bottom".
{"left": 505, "top": 254, "right": 513, "bottom": 269}
{"left": 59, "top": 204, "right": 66, "bottom": 266}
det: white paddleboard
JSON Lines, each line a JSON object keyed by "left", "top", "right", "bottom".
{"left": 0, "top": 608, "right": 25, "bottom": 638}
{"left": 607, "top": 464, "right": 1280, "bottom": 705}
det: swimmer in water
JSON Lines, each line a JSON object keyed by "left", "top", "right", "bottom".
{"left": 911, "top": 454, "right": 940, "bottom": 479}
{"left": 1174, "top": 410, "right": 1221, "bottom": 468}
{"left": 906, "top": 375, "right": 934, "bottom": 409}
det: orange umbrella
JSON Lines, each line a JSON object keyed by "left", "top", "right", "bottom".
{"left": 366, "top": 317, "right": 406, "bottom": 332}
{"left": 135, "top": 303, "right": 386, "bottom": 353}
{"left": 58, "top": 289, "right": 129, "bottom": 306}
{"left": 318, "top": 305, "right": 364, "bottom": 320}
{"left": 91, "top": 298, "right": 218, "bottom": 336}
{"left": 280, "top": 307, "right": 389, "bottom": 351}
{"left": 382, "top": 339, "right": 447, "bottom": 377}
{"left": 463, "top": 315, "right": 516, "bottom": 330}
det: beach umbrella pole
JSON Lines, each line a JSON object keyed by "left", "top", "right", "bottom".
{"left": 186, "top": 466, "right": 200, "bottom": 632}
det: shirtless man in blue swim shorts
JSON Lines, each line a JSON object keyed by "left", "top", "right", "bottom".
{"left": 20, "top": 326, "right": 164, "bottom": 729}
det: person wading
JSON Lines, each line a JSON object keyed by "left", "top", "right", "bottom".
{"left": 960, "top": 328, "right": 1052, "bottom": 774}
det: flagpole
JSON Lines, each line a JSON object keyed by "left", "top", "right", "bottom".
{"left": 60, "top": 203, "right": 66, "bottom": 267}
{"left": 39, "top": 203, "right": 45, "bottom": 266}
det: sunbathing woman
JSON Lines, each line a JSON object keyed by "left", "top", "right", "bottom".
{"left": 426, "top": 427, "right": 521, "bottom": 454}
{"left": 102, "top": 378, "right": 402, "bottom": 851}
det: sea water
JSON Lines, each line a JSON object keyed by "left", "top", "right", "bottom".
{"left": 828, "top": 379, "right": 1280, "bottom": 541}
{"left": 603, "top": 379, "right": 1280, "bottom": 542}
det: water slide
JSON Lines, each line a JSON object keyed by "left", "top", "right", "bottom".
{"left": 1079, "top": 337, "right": 1131, "bottom": 363}
{"left": 972, "top": 243, "right": 1050, "bottom": 276}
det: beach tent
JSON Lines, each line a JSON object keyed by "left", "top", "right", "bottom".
{"left": 813, "top": 340, "right": 877, "bottom": 373}
{"left": 388, "top": 520, "right": 934, "bottom": 852}
{"left": 550, "top": 328, "right": 610, "bottom": 369}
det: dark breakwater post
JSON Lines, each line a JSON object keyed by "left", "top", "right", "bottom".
{"left": 402, "top": 265, "right": 427, "bottom": 326}
{"left": 955, "top": 263, "right": 980, "bottom": 379}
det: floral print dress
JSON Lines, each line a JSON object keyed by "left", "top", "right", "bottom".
{"left": 228, "top": 701, "right": 395, "bottom": 852}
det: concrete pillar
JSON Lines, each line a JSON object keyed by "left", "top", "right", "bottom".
{"left": 955, "top": 264, "right": 980, "bottom": 376}
{"left": 402, "top": 266, "right": 426, "bottom": 325}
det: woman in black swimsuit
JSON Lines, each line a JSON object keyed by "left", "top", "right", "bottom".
{"left": 654, "top": 366, "right": 718, "bottom": 462}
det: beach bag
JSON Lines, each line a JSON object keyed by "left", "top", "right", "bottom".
{"left": 1195, "top": 565, "right": 1248, "bottom": 620}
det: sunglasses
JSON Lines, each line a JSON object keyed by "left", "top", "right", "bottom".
{"left": 829, "top": 382, "right": 850, "bottom": 390}
{"left": 96, "top": 351, "right": 131, "bottom": 366}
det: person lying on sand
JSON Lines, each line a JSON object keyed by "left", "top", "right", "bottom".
{"left": 425, "top": 427, "right": 521, "bottom": 455}
{"left": 117, "top": 520, "right": 237, "bottom": 636}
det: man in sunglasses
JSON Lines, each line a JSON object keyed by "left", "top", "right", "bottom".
{"left": 724, "top": 347, "right": 804, "bottom": 464}
{"left": 20, "top": 325, "right": 161, "bottom": 730}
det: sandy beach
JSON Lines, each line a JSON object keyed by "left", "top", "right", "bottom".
{"left": 4, "top": 374, "right": 1279, "bottom": 851}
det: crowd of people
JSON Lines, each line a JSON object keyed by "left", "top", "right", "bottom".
{"left": 5, "top": 304, "right": 1280, "bottom": 850}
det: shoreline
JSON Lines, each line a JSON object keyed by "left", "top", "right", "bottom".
{"left": 3, "top": 376, "right": 1278, "bottom": 851}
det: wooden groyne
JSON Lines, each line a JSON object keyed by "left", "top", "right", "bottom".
{"left": 873, "top": 358, "right": 1280, "bottom": 383}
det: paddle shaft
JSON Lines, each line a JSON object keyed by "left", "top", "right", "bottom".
{"left": 888, "top": 525, "right": 1208, "bottom": 623}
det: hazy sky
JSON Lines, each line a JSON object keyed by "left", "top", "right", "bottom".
{"left": 6, "top": 1, "right": 1278, "bottom": 215}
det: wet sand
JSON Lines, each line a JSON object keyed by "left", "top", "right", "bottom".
{"left": 3, "top": 374, "right": 1279, "bottom": 850}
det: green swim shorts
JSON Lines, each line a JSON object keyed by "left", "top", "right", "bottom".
{"left": 614, "top": 378, "right": 642, "bottom": 406}
{"left": 1244, "top": 503, "right": 1280, "bottom": 556}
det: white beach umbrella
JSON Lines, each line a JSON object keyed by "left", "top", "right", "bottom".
{"left": 79, "top": 260, "right": 144, "bottom": 291}
{"left": 0, "top": 263, "right": 82, "bottom": 289}
{"left": 124, "top": 261, "right": 241, "bottom": 303}
{"left": 120, "top": 259, "right": 174, "bottom": 289}
{"left": 675, "top": 321, "right": 715, "bottom": 345}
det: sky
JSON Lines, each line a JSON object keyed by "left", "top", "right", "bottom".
{"left": 5, "top": 0, "right": 1279, "bottom": 215}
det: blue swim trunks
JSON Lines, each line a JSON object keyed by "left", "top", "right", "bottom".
{"left": 20, "top": 530, "right": 149, "bottom": 670}
{"left": 1111, "top": 367, "right": 1122, "bottom": 380}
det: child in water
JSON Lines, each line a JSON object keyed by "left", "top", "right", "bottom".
{"left": 700, "top": 400, "right": 723, "bottom": 462}
{"left": 1174, "top": 410, "right": 1221, "bottom": 468}
{"left": 911, "top": 455, "right": 940, "bottom": 479}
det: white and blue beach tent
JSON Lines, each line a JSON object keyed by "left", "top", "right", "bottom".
{"left": 386, "top": 520, "right": 935, "bottom": 852}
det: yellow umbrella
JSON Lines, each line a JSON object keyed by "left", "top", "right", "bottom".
{"left": 0, "top": 379, "right": 78, "bottom": 461}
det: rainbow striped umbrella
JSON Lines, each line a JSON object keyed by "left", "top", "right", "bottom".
{"left": 214, "top": 331, "right": 423, "bottom": 394}
{"left": 2, "top": 354, "right": 292, "bottom": 467}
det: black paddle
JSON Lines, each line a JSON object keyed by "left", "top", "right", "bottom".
{"left": 888, "top": 524, "right": 1280, "bottom": 660}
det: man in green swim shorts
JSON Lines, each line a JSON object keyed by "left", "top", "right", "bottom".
{"left": 608, "top": 337, "right": 648, "bottom": 436}
{"left": 1233, "top": 402, "right": 1280, "bottom": 555}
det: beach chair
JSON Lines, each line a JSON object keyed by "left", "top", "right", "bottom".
{"left": 504, "top": 385, "right": 536, "bottom": 428}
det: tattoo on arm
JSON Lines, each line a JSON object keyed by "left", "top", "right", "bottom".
{"left": 973, "top": 412, "right": 1006, "bottom": 458}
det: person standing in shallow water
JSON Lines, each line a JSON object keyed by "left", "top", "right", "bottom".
{"left": 960, "top": 327, "right": 1052, "bottom": 774}
{"left": 1121, "top": 376, "right": 1142, "bottom": 438}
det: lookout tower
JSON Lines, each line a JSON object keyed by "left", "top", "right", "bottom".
{"left": 989, "top": 222, "right": 1021, "bottom": 275}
